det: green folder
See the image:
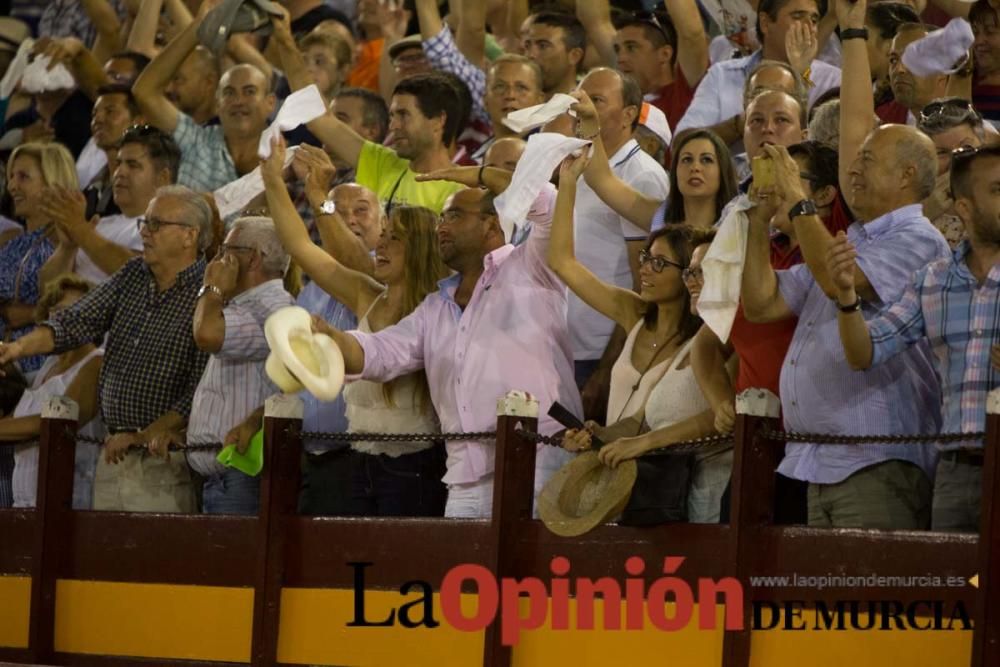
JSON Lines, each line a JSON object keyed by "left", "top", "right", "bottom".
{"left": 216, "top": 427, "right": 264, "bottom": 476}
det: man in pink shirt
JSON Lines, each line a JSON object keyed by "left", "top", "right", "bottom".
{"left": 317, "top": 176, "right": 579, "bottom": 518}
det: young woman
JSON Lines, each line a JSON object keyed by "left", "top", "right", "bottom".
{"left": 9, "top": 274, "right": 103, "bottom": 509}
{"left": 552, "top": 154, "right": 725, "bottom": 522}
{"left": 261, "top": 136, "right": 451, "bottom": 518}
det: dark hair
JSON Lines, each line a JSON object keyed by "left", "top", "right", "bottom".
{"left": 336, "top": 86, "right": 389, "bottom": 143}
{"left": 95, "top": 83, "right": 140, "bottom": 117}
{"left": 531, "top": 11, "right": 587, "bottom": 53}
{"left": 392, "top": 73, "right": 467, "bottom": 146}
{"left": 970, "top": 0, "right": 1000, "bottom": 31}
{"left": 865, "top": 2, "right": 920, "bottom": 40}
{"left": 434, "top": 70, "right": 474, "bottom": 144}
{"left": 620, "top": 71, "right": 643, "bottom": 130}
{"left": 117, "top": 125, "right": 182, "bottom": 182}
{"left": 642, "top": 225, "right": 716, "bottom": 339}
{"left": 951, "top": 145, "right": 1000, "bottom": 201}
{"left": 663, "top": 129, "right": 739, "bottom": 226}
{"left": 756, "top": 0, "right": 825, "bottom": 43}
{"left": 109, "top": 51, "right": 152, "bottom": 76}
{"left": 787, "top": 140, "right": 849, "bottom": 213}
{"left": 613, "top": 11, "right": 679, "bottom": 66}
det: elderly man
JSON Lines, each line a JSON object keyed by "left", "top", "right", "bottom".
{"left": 172, "top": 218, "right": 293, "bottom": 515}
{"left": 40, "top": 125, "right": 181, "bottom": 286}
{"left": 826, "top": 145, "right": 1000, "bottom": 532}
{"left": 738, "top": 0, "right": 950, "bottom": 530}
{"left": 310, "top": 163, "right": 579, "bottom": 519}
{"left": 133, "top": 4, "right": 276, "bottom": 192}
{"left": 0, "top": 185, "right": 214, "bottom": 512}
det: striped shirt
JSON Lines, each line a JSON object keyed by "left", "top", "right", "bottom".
{"left": 868, "top": 241, "right": 1000, "bottom": 445}
{"left": 172, "top": 112, "right": 240, "bottom": 193}
{"left": 776, "top": 204, "right": 950, "bottom": 484}
{"left": 186, "top": 279, "right": 295, "bottom": 476}
{"left": 46, "top": 257, "right": 210, "bottom": 431}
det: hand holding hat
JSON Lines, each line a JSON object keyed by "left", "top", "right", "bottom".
{"left": 264, "top": 306, "right": 345, "bottom": 401}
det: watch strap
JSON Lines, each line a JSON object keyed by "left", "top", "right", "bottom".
{"left": 836, "top": 296, "right": 862, "bottom": 313}
{"left": 841, "top": 28, "right": 869, "bottom": 41}
{"left": 788, "top": 198, "right": 817, "bottom": 219}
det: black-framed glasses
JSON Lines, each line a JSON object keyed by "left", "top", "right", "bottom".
{"left": 639, "top": 249, "right": 685, "bottom": 273}
{"left": 137, "top": 216, "right": 191, "bottom": 233}
{"left": 918, "top": 99, "right": 981, "bottom": 127}
{"left": 682, "top": 266, "right": 704, "bottom": 283}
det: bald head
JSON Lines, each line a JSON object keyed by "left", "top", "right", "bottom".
{"left": 848, "top": 124, "right": 937, "bottom": 219}
{"left": 579, "top": 67, "right": 643, "bottom": 150}
{"left": 331, "top": 182, "right": 383, "bottom": 251}
{"left": 217, "top": 64, "right": 276, "bottom": 136}
{"left": 438, "top": 188, "right": 504, "bottom": 269}
{"left": 484, "top": 137, "right": 526, "bottom": 171}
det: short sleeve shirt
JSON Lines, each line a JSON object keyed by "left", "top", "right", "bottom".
{"left": 355, "top": 141, "right": 463, "bottom": 213}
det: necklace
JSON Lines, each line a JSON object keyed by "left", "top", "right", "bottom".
{"left": 629, "top": 328, "right": 681, "bottom": 392}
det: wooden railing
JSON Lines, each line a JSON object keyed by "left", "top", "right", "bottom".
{"left": 0, "top": 388, "right": 997, "bottom": 667}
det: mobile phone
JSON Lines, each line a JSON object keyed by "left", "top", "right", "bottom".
{"left": 547, "top": 402, "right": 604, "bottom": 447}
{"left": 751, "top": 155, "right": 776, "bottom": 188}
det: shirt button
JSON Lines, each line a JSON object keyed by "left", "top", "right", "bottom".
{"left": 977, "top": 329, "right": 984, "bottom": 336}
{"left": 790, "top": 400, "right": 797, "bottom": 406}
{"left": 789, "top": 360, "right": 795, "bottom": 366}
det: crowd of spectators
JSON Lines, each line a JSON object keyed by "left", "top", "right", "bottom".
{"left": 0, "top": 0, "right": 998, "bottom": 533}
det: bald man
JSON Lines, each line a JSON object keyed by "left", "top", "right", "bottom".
{"left": 483, "top": 137, "right": 526, "bottom": 172}
{"left": 165, "top": 47, "right": 221, "bottom": 126}
{"left": 134, "top": 3, "right": 276, "bottom": 191}
{"left": 740, "top": 125, "right": 950, "bottom": 529}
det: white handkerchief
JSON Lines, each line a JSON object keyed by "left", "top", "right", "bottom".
{"left": 258, "top": 85, "right": 327, "bottom": 158}
{"left": 494, "top": 133, "right": 590, "bottom": 242}
{"left": 0, "top": 38, "right": 33, "bottom": 99}
{"left": 502, "top": 93, "right": 577, "bottom": 134}
{"left": 902, "top": 18, "right": 974, "bottom": 78}
{"left": 697, "top": 194, "right": 754, "bottom": 343}
{"left": 214, "top": 146, "right": 300, "bottom": 220}
{"left": 19, "top": 53, "right": 75, "bottom": 94}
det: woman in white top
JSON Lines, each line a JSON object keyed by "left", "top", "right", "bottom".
{"left": 8, "top": 274, "right": 103, "bottom": 509}
{"left": 263, "top": 142, "right": 451, "bottom": 517}
{"left": 550, "top": 155, "right": 715, "bottom": 455}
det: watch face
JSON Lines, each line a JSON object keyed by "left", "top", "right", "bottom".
{"left": 320, "top": 200, "right": 336, "bottom": 214}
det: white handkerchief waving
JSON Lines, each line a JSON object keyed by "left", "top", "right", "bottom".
{"left": 20, "top": 53, "right": 75, "bottom": 94}
{"left": 494, "top": 133, "right": 590, "bottom": 243}
{"left": 697, "top": 194, "right": 754, "bottom": 343}
{"left": 258, "top": 85, "right": 327, "bottom": 158}
{"left": 214, "top": 146, "right": 300, "bottom": 219}
{"left": 902, "top": 18, "right": 974, "bottom": 77}
{"left": 502, "top": 93, "right": 577, "bottom": 134}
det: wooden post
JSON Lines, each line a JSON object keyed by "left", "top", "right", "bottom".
{"left": 973, "top": 388, "right": 1000, "bottom": 666}
{"left": 722, "top": 388, "right": 782, "bottom": 667}
{"left": 27, "top": 396, "right": 80, "bottom": 663}
{"left": 250, "top": 394, "right": 303, "bottom": 667}
{"left": 483, "top": 391, "right": 540, "bottom": 667}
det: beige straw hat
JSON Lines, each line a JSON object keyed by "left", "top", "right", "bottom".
{"left": 538, "top": 452, "right": 637, "bottom": 537}
{"left": 264, "top": 306, "right": 345, "bottom": 402}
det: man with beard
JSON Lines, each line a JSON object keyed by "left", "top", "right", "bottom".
{"left": 133, "top": 2, "right": 276, "bottom": 192}
{"left": 877, "top": 23, "right": 950, "bottom": 124}
{"left": 272, "top": 13, "right": 465, "bottom": 212}
{"left": 827, "top": 145, "right": 1000, "bottom": 532}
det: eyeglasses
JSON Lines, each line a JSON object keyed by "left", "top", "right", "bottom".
{"left": 918, "top": 99, "right": 982, "bottom": 128}
{"left": 639, "top": 249, "right": 685, "bottom": 274}
{"left": 137, "top": 216, "right": 191, "bottom": 233}
{"left": 626, "top": 10, "right": 673, "bottom": 46}
{"left": 217, "top": 243, "right": 259, "bottom": 256}
{"left": 681, "top": 266, "right": 704, "bottom": 283}
{"left": 437, "top": 209, "right": 482, "bottom": 226}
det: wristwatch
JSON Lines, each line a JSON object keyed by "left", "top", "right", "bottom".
{"left": 315, "top": 199, "right": 336, "bottom": 216}
{"left": 835, "top": 295, "right": 862, "bottom": 313}
{"left": 840, "top": 27, "right": 869, "bottom": 41}
{"left": 788, "top": 199, "right": 817, "bottom": 219}
{"left": 197, "top": 284, "right": 224, "bottom": 301}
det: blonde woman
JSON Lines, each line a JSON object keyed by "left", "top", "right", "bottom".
{"left": 4, "top": 142, "right": 80, "bottom": 375}
{"left": 262, "top": 137, "right": 451, "bottom": 517}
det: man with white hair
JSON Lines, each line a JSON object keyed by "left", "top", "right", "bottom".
{"left": 172, "top": 217, "right": 294, "bottom": 515}
{"left": 0, "top": 185, "right": 215, "bottom": 512}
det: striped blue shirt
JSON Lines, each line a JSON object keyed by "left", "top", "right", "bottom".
{"left": 868, "top": 241, "right": 1000, "bottom": 445}
{"left": 776, "top": 204, "right": 950, "bottom": 484}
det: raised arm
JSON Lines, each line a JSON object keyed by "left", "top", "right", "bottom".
{"left": 125, "top": 0, "right": 164, "bottom": 58}
{"left": 836, "top": 0, "right": 875, "bottom": 199}
{"left": 270, "top": 11, "right": 365, "bottom": 167}
{"left": 40, "top": 188, "right": 137, "bottom": 280}
{"left": 35, "top": 38, "right": 109, "bottom": 100}
{"left": 574, "top": 91, "right": 662, "bottom": 230}
{"left": 415, "top": 0, "right": 445, "bottom": 38}
{"left": 741, "top": 189, "right": 795, "bottom": 323}
{"left": 666, "top": 0, "right": 710, "bottom": 87}
{"left": 81, "top": 0, "right": 125, "bottom": 61}
{"left": 192, "top": 253, "right": 239, "bottom": 353}
{"left": 548, "top": 155, "right": 645, "bottom": 330}
{"left": 261, "top": 138, "right": 381, "bottom": 317}
{"left": 456, "top": 0, "right": 487, "bottom": 67}
{"left": 576, "top": 0, "right": 617, "bottom": 68}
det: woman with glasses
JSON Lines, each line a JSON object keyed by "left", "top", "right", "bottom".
{"left": 552, "top": 154, "right": 724, "bottom": 522}
{"left": 261, "top": 137, "right": 451, "bottom": 518}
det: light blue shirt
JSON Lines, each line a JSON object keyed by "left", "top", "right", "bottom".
{"left": 775, "top": 204, "right": 950, "bottom": 484}
{"left": 675, "top": 50, "right": 842, "bottom": 134}
{"left": 296, "top": 281, "right": 357, "bottom": 454}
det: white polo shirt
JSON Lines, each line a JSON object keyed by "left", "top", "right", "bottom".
{"left": 74, "top": 214, "right": 143, "bottom": 284}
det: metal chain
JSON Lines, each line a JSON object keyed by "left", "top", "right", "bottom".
{"left": 514, "top": 428, "right": 733, "bottom": 457}
{"left": 761, "top": 429, "right": 985, "bottom": 445}
{"left": 299, "top": 430, "right": 497, "bottom": 442}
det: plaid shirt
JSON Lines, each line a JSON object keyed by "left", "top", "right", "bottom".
{"left": 173, "top": 113, "right": 240, "bottom": 193}
{"left": 869, "top": 240, "right": 1000, "bottom": 444}
{"left": 38, "top": 0, "right": 127, "bottom": 47}
{"left": 423, "top": 26, "right": 489, "bottom": 125}
{"left": 45, "top": 257, "right": 210, "bottom": 432}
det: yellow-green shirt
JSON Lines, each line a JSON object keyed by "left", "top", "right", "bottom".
{"left": 355, "top": 141, "right": 463, "bottom": 214}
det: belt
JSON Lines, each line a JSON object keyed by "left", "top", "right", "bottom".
{"left": 940, "top": 449, "right": 985, "bottom": 465}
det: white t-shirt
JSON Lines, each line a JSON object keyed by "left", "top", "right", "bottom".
{"left": 569, "top": 139, "right": 670, "bottom": 361}
{"left": 76, "top": 137, "right": 108, "bottom": 188}
{"left": 74, "top": 214, "right": 143, "bottom": 284}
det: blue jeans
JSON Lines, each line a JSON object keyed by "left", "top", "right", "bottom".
{"left": 202, "top": 468, "right": 259, "bottom": 515}
{"left": 351, "top": 445, "right": 446, "bottom": 517}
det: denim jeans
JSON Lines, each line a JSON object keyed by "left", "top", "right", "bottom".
{"left": 351, "top": 445, "right": 446, "bottom": 517}
{"left": 202, "top": 467, "right": 259, "bottom": 515}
